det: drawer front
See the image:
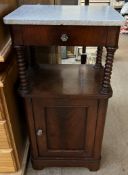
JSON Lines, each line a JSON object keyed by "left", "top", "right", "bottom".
{"left": 13, "top": 25, "right": 108, "bottom": 46}
{"left": 23, "top": 26, "right": 107, "bottom": 46}
{"left": 0, "top": 121, "right": 11, "bottom": 149}
{"left": 0, "top": 149, "right": 17, "bottom": 173}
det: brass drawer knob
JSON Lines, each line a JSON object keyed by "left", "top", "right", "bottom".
{"left": 36, "top": 129, "right": 43, "bottom": 136}
{"left": 61, "top": 34, "right": 69, "bottom": 42}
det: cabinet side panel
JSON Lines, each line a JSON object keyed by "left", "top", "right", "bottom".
{"left": 93, "top": 99, "right": 108, "bottom": 159}
{"left": 24, "top": 98, "right": 38, "bottom": 158}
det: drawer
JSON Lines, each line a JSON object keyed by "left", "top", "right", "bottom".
{"left": 0, "top": 149, "right": 17, "bottom": 173}
{"left": 12, "top": 25, "right": 108, "bottom": 46}
{"left": 0, "top": 121, "right": 11, "bottom": 149}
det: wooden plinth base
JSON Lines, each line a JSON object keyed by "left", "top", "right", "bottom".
{"left": 31, "top": 157, "right": 100, "bottom": 172}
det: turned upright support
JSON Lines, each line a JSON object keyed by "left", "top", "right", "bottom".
{"left": 15, "top": 45, "right": 29, "bottom": 95}
{"left": 101, "top": 47, "right": 116, "bottom": 94}
{"left": 94, "top": 46, "right": 103, "bottom": 69}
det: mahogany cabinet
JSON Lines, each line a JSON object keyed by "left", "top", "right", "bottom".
{"left": 3, "top": 5, "right": 124, "bottom": 171}
{"left": 11, "top": 24, "right": 119, "bottom": 170}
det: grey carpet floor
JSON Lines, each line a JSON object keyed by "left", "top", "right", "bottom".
{"left": 26, "top": 34, "right": 128, "bottom": 175}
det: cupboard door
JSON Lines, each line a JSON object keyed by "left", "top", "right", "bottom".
{"left": 32, "top": 98, "right": 98, "bottom": 157}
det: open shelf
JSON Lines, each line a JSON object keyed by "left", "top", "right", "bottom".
{"left": 25, "top": 64, "right": 112, "bottom": 99}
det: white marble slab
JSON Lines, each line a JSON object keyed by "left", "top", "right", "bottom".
{"left": 3, "top": 5, "right": 124, "bottom": 26}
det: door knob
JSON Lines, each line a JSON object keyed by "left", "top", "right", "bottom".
{"left": 36, "top": 129, "right": 43, "bottom": 136}
{"left": 61, "top": 34, "right": 69, "bottom": 42}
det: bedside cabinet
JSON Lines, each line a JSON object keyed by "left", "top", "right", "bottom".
{"left": 4, "top": 5, "right": 124, "bottom": 171}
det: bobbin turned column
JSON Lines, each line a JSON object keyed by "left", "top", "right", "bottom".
{"left": 94, "top": 46, "right": 103, "bottom": 69}
{"left": 15, "top": 45, "right": 29, "bottom": 95}
{"left": 101, "top": 47, "right": 116, "bottom": 94}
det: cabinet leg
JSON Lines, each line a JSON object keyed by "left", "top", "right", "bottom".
{"left": 94, "top": 46, "right": 103, "bottom": 69}
{"left": 89, "top": 167, "right": 99, "bottom": 172}
{"left": 101, "top": 47, "right": 116, "bottom": 94}
{"left": 89, "top": 161, "right": 100, "bottom": 171}
{"left": 15, "top": 45, "right": 29, "bottom": 95}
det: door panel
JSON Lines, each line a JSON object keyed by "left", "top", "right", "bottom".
{"left": 32, "top": 98, "right": 98, "bottom": 157}
{"left": 46, "top": 106, "right": 87, "bottom": 150}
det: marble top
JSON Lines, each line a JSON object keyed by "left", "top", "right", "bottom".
{"left": 3, "top": 5, "right": 124, "bottom": 26}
